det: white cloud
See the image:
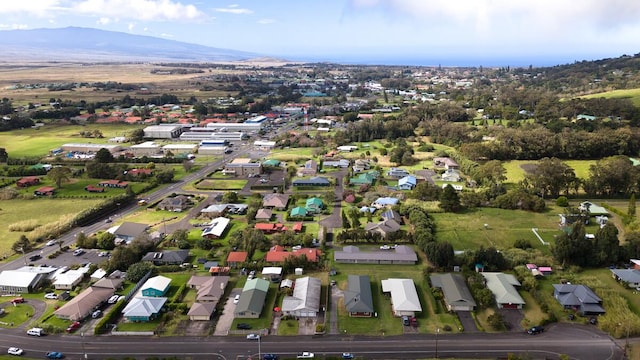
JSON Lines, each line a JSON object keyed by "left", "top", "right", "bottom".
{"left": 0, "top": 23, "right": 29, "bottom": 30}
{"left": 257, "top": 19, "right": 276, "bottom": 25}
{"left": 0, "top": 1, "right": 63, "bottom": 16}
{"left": 160, "top": 32, "right": 174, "bottom": 38}
{"left": 97, "top": 17, "right": 111, "bottom": 25}
{"left": 214, "top": 5, "right": 253, "bottom": 15}
{"left": 74, "top": 0, "right": 208, "bottom": 22}
{"left": 128, "top": 22, "right": 135, "bottom": 31}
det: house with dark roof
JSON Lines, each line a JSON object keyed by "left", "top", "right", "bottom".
{"left": 364, "top": 219, "right": 401, "bottom": 238}
{"left": 292, "top": 176, "right": 331, "bottom": 187}
{"left": 111, "top": 222, "right": 149, "bottom": 244}
{"left": 380, "top": 209, "right": 402, "bottom": 224}
{"left": 430, "top": 273, "right": 476, "bottom": 311}
{"left": 552, "top": 284, "right": 605, "bottom": 316}
{"left": 334, "top": 245, "right": 417, "bottom": 264}
{"left": 157, "top": 195, "right": 192, "bottom": 212}
{"left": 141, "top": 250, "right": 190, "bottom": 266}
{"left": 344, "top": 275, "right": 374, "bottom": 317}
{"left": 611, "top": 268, "right": 640, "bottom": 288}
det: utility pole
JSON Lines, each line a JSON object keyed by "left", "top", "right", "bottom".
{"left": 435, "top": 327, "right": 440, "bottom": 359}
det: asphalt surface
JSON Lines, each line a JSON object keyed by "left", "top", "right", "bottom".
{"left": 0, "top": 323, "right": 625, "bottom": 359}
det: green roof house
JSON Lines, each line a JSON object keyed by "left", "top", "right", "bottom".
{"left": 350, "top": 171, "right": 379, "bottom": 186}
{"left": 305, "top": 197, "right": 324, "bottom": 213}
{"left": 234, "top": 278, "right": 269, "bottom": 318}
{"left": 290, "top": 206, "right": 309, "bottom": 218}
{"left": 263, "top": 159, "right": 281, "bottom": 167}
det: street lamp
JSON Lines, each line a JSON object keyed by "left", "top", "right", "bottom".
{"left": 435, "top": 327, "right": 440, "bottom": 359}
{"left": 258, "top": 334, "right": 261, "bottom": 360}
{"left": 81, "top": 332, "right": 87, "bottom": 359}
{"left": 19, "top": 247, "right": 27, "bottom": 266}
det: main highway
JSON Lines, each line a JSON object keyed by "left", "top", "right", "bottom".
{"left": 0, "top": 323, "right": 625, "bottom": 359}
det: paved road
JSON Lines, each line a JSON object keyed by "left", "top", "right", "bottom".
{"left": 0, "top": 323, "right": 625, "bottom": 360}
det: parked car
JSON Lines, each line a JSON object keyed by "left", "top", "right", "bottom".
{"left": 66, "top": 321, "right": 81, "bottom": 333}
{"left": 236, "top": 323, "right": 252, "bottom": 330}
{"left": 527, "top": 326, "right": 544, "bottom": 335}
{"left": 91, "top": 310, "right": 102, "bottom": 319}
{"left": 11, "top": 297, "right": 25, "bottom": 304}
{"left": 410, "top": 317, "right": 418, "bottom": 327}
{"left": 45, "top": 352, "right": 64, "bottom": 359}
{"left": 26, "top": 327, "right": 44, "bottom": 336}
{"left": 108, "top": 295, "right": 120, "bottom": 304}
{"left": 73, "top": 248, "right": 85, "bottom": 256}
{"left": 379, "top": 244, "right": 391, "bottom": 250}
{"left": 246, "top": 333, "right": 260, "bottom": 340}
{"left": 589, "top": 317, "right": 598, "bottom": 325}
{"left": 233, "top": 294, "right": 240, "bottom": 304}
{"left": 7, "top": 347, "right": 24, "bottom": 356}
{"left": 401, "top": 315, "right": 410, "bottom": 326}
{"left": 44, "top": 293, "right": 58, "bottom": 300}
{"left": 46, "top": 240, "right": 56, "bottom": 246}
{"left": 98, "top": 251, "right": 110, "bottom": 257}
{"left": 28, "top": 254, "right": 42, "bottom": 261}
{"left": 342, "top": 353, "right": 354, "bottom": 360}
{"left": 263, "top": 354, "right": 278, "bottom": 360}
{"left": 296, "top": 352, "right": 315, "bottom": 359}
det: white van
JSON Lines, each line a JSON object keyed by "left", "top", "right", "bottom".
{"left": 27, "top": 327, "right": 44, "bottom": 336}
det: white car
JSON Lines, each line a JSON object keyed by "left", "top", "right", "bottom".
{"left": 379, "top": 245, "right": 391, "bottom": 250}
{"left": 7, "top": 347, "right": 24, "bottom": 356}
{"left": 27, "top": 327, "right": 44, "bottom": 336}
{"left": 108, "top": 295, "right": 120, "bottom": 304}
{"left": 233, "top": 294, "right": 240, "bottom": 304}
{"left": 46, "top": 240, "right": 56, "bottom": 246}
{"left": 98, "top": 251, "right": 109, "bottom": 257}
{"left": 246, "top": 333, "right": 260, "bottom": 340}
{"left": 44, "top": 293, "right": 58, "bottom": 300}
{"left": 297, "top": 352, "right": 315, "bottom": 359}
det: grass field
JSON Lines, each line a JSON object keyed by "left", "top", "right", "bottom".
{"left": 432, "top": 207, "right": 561, "bottom": 251}
{"left": 0, "top": 123, "right": 145, "bottom": 157}
{"left": 581, "top": 88, "right": 640, "bottom": 107}
{"left": 0, "top": 198, "right": 104, "bottom": 255}
{"left": 503, "top": 159, "right": 596, "bottom": 184}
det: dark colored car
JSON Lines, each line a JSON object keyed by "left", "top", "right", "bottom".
{"left": 263, "top": 354, "right": 278, "bottom": 360}
{"left": 46, "top": 352, "right": 64, "bottom": 359}
{"left": 527, "top": 326, "right": 544, "bottom": 335}
{"left": 590, "top": 317, "right": 598, "bottom": 325}
{"left": 10, "top": 297, "right": 25, "bottom": 304}
{"left": 236, "top": 323, "right": 252, "bottom": 330}
{"left": 29, "top": 254, "right": 42, "bottom": 261}
{"left": 410, "top": 317, "right": 418, "bottom": 327}
{"left": 342, "top": 353, "right": 355, "bottom": 359}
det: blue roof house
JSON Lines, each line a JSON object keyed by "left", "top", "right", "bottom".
{"left": 397, "top": 176, "right": 417, "bottom": 190}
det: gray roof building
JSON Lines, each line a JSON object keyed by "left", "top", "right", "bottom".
{"left": 344, "top": 275, "right": 374, "bottom": 317}
{"left": 235, "top": 278, "right": 269, "bottom": 318}
{"left": 334, "top": 245, "right": 417, "bottom": 264}
{"left": 282, "top": 276, "right": 321, "bottom": 318}
{"left": 430, "top": 273, "right": 476, "bottom": 311}
{"left": 552, "top": 284, "right": 605, "bottom": 316}
{"left": 481, "top": 272, "right": 525, "bottom": 309}
{"left": 141, "top": 250, "right": 189, "bottom": 265}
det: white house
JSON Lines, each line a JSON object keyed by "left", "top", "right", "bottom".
{"left": 380, "top": 278, "right": 422, "bottom": 317}
{"left": 53, "top": 269, "right": 86, "bottom": 290}
{"left": 201, "top": 217, "right": 231, "bottom": 239}
{"left": 282, "top": 276, "right": 322, "bottom": 317}
{"left": 337, "top": 145, "right": 358, "bottom": 152}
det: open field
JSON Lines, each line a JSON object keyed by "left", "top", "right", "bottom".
{"left": 0, "top": 198, "right": 104, "bottom": 255}
{"left": 503, "top": 159, "right": 596, "bottom": 184}
{"left": 0, "top": 124, "right": 145, "bottom": 157}
{"left": 581, "top": 88, "right": 640, "bottom": 107}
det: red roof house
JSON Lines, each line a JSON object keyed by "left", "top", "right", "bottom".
{"left": 254, "top": 223, "right": 287, "bottom": 233}
{"left": 34, "top": 186, "right": 55, "bottom": 196}
{"left": 226, "top": 252, "right": 248, "bottom": 267}
{"left": 17, "top": 176, "right": 40, "bottom": 187}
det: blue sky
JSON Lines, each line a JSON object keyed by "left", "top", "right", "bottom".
{"left": 2, "top": 0, "right": 639, "bottom": 66}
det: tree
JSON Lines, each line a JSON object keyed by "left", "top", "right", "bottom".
{"left": 439, "top": 185, "right": 461, "bottom": 212}
{"left": 552, "top": 222, "right": 590, "bottom": 267}
{"left": 592, "top": 223, "right": 620, "bottom": 266}
{"left": 12, "top": 235, "right": 31, "bottom": 253}
{"left": 125, "top": 262, "right": 156, "bottom": 282}
{"left": 47, "top": 166, "right": 72, "bottom": 188}
{"left": 96, "top": 232, "right": 116, "bottom": 250}
{"left": 474, "top": 160, "right": 506, "bottom": 186}
{"left": 222, "top": 191, "right": 239, "bottom": 203}
{"left": 523, "top": 157, "right": 577, "bottom": 198}
{"left": 629, "top": 193, "right": 637, "bottom": 218}
{"left": 155, "top": 168, "right": 175, "bottom": 183}
{"left": 0, "top": 147, "right": 8, "bottom": 162}
{"left": 182, "top": 160, "right": 194, "bottom": 172}
{"left": 95, "top": 148, "right": 114, "bottom": 163}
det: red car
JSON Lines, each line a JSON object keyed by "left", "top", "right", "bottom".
{"left": 66, "top": 321, "right": 81, "bottom": 333}
{"left": 10, "top": 297, "right": 25, "bottom": 304}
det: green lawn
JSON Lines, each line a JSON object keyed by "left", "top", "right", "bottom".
{"left": 503, "top": 159, "right": 596, "bottom": 185}
{"left": 432, "top": 207, "right": 561, "bottom": 251}
{"left": 581, "top": 88, "right": 640, "bottom": 107}
{"left": 195, "top": 179, "right": 247, "bottom": 190}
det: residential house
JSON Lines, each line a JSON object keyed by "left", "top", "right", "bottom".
{"left": 141, "top": 250, "right": 189, "bottom": 266}
{"left": 187, "top": 302, "right": 218, "bottom": 321}
{"left": 261, "top": 267, "right": 283, "bottom": 282}
{"left": 334, "top": 245, "right": 417, "bottom": 265}
{"left": 305, "top": 197, "right": 324, "bottom": 213}
{"left": 234, "top": 278, "right": 270, "bottom": 318}
{"left": 34, "top": 186, "right": 55, "bottom": 196}
{"left": 201, "top": 217, "right": 231, "bottom": 239}
{"left": 157, "top": 195, "right": 192, "bottom": 212}
{"left": 323, "top": 159, "right": 350, "bottom": 168}
{"left": 54, "top": 285, "right": 115, "bottom": 321}
{"left": 611, "top": 267, "right": 640, "bottom": 288}
{"left": 223, "top": 160, "right": 262, "bottom": 176}
{"left": 16, "top": 176, "right": 40, "bottom": 187}
{"left": 380, "top": 278, "right": 423, "bottom": 317}
{"left": 187, "top": 275, "right": 229, "bottom": 303}
{"left": 255, "top": 209, "right": 273, "bottom": 221}
{"left": 127, "top": 168, "right": 153, "bottom": 177}
{"left": 122, "top": 296, "right": 167, "bottom": 322}
{"left": 298, "top": 159, "right": 318, "bottom": 176}
{"left": 579, "top": 201, "right": 609, "bottom": 216}
{"left": 380, "top": 209, "right": 402, "bottom": 224}
{"left": 98, "top": 180, "right": 129, "bottom": 188}
{"left": 292, "top": 176, "right": 331, "bottom": 187}
{"left": 397, "top": 175, "right": 417, "bottom": 190}
{"left": 344, "top": 275, "right": 374, "bottom": 317}
{"left": 350, "top": 171, "right": 378, "bottom": 186}
{"left": 226, "top": 252, "right": 248, "bottom": 268}
{"left": 433, "top": 157, "right": 460, "bottom": 170}
{"left": 262, "top": 193, "right": 290, "bottom": 210}
{"left": 140, "top": 275, "right": 172, "bottom": 297}
{"left": 84, "top": 185, "right": 105, "bottom": 193}
{"left": 387, "top": 167, "right": 410, "bottom": 179}
{"left": 52, "top": 269, "right": 85, "bottom": 290}
{"left": 552, "top": 284, "right": 605, "bottom": 316}
{"left": 352, "top": 159, "right": 371, "bottom": 172}
{"left": 338, "top": 145, "right": 358, "bottom": 152}
{"left": 430, "top": 273, "right": 477, "bottom": 311}
{"left": 290, "top": 207, "right": 309, "bottom": 218}
{"left": 265, "top": 246, "right": 322, "bottom": 264}
{"left": 200, "top": 204, "right": 229, "bottom": 217}
{"left": 371, "top": 197, "right": 399, "bottom": 209}
{"left": 111, "top": 222, "right": 149, "bottom": 244}
{"left": 282, "top": 276, "right": 322, "bottom": 318}
{"left": 364, "top": 219, "right": 401, "bottom": 238}
{"left": 481, "top": 272, "right": 525, "bottom": 309}
{"left": 254, "top": 223, "right": 287, "bottom": 233}
{"left": 441, "top": 169, "right": 461, "bottom": 182}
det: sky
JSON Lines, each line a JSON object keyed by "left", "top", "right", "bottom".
{"left": 1, "top": 0, "right": 639, "bottom": 66}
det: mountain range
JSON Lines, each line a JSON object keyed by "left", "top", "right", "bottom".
{"left": 0, "top": 27, "right": 260, "bottom": 62}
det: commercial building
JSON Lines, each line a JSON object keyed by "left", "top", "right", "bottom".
{"left": 143, "top": 125, "right": 183, "bottom": 139}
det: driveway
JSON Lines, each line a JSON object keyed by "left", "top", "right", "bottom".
{"left": 213, "top": 288, "right": 242, "bottom": 336}
{"left": 499, "top": 309, "right": 525, "bottom": 332}
{"left": 457, "top": 311, "right": 479, "bottom": 332}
